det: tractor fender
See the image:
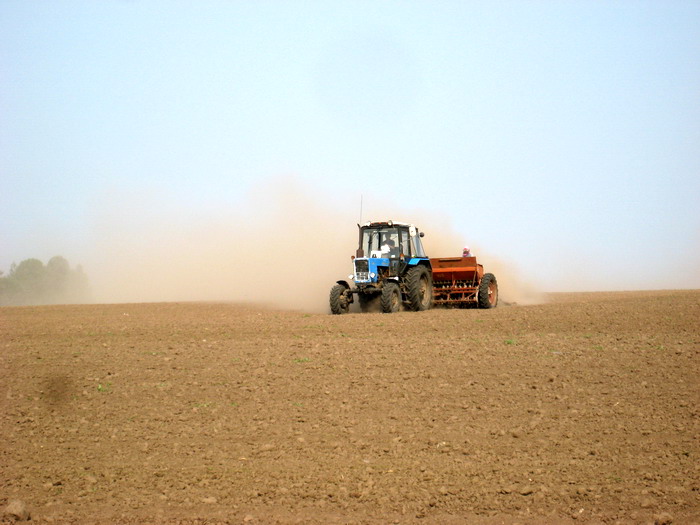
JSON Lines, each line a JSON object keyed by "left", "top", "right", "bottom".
{"left": 333, "top": 280, "right": 354, "bottom": 305}
{"left": 405, "top": 258, "right": 433, "bottom": 273}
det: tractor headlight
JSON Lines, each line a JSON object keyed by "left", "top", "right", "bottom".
{"left": 369, "top": 272, "right": 376, "bottom": 278}
{"left": 348, "top": 274, "right": 354, "bottom": 280}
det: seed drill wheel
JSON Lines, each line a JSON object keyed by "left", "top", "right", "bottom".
{"left": 381, "top": 282, "right": 401, "bottom": 313}
{"left": 329, "top": 283, "right": 350, "bottom": 314}
{"left": 406, "top": 265, "right": 433, "bottom": 311}
{"left": 478, "top": 273, "right": 498, "bottom": 308}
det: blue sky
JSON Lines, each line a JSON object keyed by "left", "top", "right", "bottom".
{"left": 2, "top": 1, "right": 699, "bottom": 299}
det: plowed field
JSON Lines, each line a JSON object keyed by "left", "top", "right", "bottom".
{"left": 1, "top": 290, "right": 699, "bottom": 524}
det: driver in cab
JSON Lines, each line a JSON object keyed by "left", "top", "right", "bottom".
{"left": 381, "top": 237, "right": 399, "bottom": 258}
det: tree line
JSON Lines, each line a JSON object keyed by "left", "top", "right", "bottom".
{"left": 0, "top": 256, "right": 91, "bottom": 306}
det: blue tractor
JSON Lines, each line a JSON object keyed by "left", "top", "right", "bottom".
{"left": 329, "top": 221, "right": 434, "bottom": 314}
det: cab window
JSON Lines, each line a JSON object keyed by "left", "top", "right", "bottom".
{"left": 411, "top": 233, "right": 426, "bottom": 257}
{"left": 400, "top": 229, "right": 410, "bottom": 257}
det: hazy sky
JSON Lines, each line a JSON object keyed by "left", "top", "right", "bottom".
{"left": 2, "top": 1, "right": 699, "bottom": 299}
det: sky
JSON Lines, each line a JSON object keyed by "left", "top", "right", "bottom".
{"left": 1, "top": 1, "right": 699, "bottom": 307}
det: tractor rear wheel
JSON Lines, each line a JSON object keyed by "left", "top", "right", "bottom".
{"left": 380, "top": 282, "right": 401, "bottom": 313}
{"left": 478, "top": 273, "right": 498, "bottom": 308}
{"left": 329, "top": 284, "right": 350, "bottom": 314}
{"left": 406, "top": 265, "right": 433, "bottom": 311}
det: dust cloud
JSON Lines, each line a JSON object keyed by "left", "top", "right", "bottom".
{"left": 412, "top": 219, "right": 545, "bottom": 306}
{"left": 87, "top": 178, "right": 355, "bottom": 312}
{"left": 359, "top": 201, "right": 545, "bottom": 306}
{"left": 86, "top": 178, "right": 543, "bottom": 312}
{"left": 474, "top": 256, "right": 546, "bottom": 305}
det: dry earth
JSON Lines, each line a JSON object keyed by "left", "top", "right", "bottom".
{"left": 1, "top": 290, "right": 699, "bottom": 524}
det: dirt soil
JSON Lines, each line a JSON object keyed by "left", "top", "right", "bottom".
{"left": 1, "top": 290, "right": 699, "bottom": 524}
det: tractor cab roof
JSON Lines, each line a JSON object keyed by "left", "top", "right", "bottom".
{"left": 362, "top": 220, "right": 415, "bottom": 229}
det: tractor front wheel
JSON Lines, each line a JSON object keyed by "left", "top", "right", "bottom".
{"left": 406, "top": 265, "right": 433, "bottom": 311}
{"left": 329, "top": 284, "right": 351, "bottom": 314}
{"left": 381, "top": 282, "right": 402, "bottom": 313}
{"left": 478, "top": 273, "right": 498, "bottom": 308}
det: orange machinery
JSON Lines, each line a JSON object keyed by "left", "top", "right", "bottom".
{"left": 429, "top": 256, "right": 497, "bottom": 308}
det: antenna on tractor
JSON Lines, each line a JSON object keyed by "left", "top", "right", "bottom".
{"left": 359, "top": 194, "right": 363, "bottom": 225}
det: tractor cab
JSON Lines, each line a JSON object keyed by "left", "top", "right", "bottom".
{"left": 352, "top": 222, "right": 428, "bottom": 285}
{"left": 357, "top": 222, "right": 427, "bottom": 261}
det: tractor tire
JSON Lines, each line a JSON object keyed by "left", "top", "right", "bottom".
{"left": 358, "top": 292, "right": 380, "bottom": 313}
{"left": 380, "top": 282, "right": 401, "bottom": 313}
{"left": 478, "top": 273, "right": 498, "bottom": 309}
{"left": 405, "top": 265, "right": 433, "bottom": 311}
{"left": 329, "top": 284, "right": 350, "bottom": 315}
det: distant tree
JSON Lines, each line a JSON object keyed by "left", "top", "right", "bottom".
{"left": 65, "top": 264, "right": 91, "bottom": 303}
{"left": 0, "top": 256, "right": 91, "bottom": 306}
{"left": 47, "top": 256, "right": 70, "bottom": 275}
{"left": 11, "top": 258, "right": 47, "bottom": 304}
{"left": 0, "top": 269, "right": 15, "bottom": 303}
{"left": 46, "top": 256, "right": 70, "bottom": 301}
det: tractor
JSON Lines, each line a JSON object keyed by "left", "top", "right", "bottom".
{"left": 329, "top": 221, "right": 498, "bottom": 314}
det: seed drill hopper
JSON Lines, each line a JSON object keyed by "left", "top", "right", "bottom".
{"left": 430, "top": 256, "right": 498, "bottom": 308}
